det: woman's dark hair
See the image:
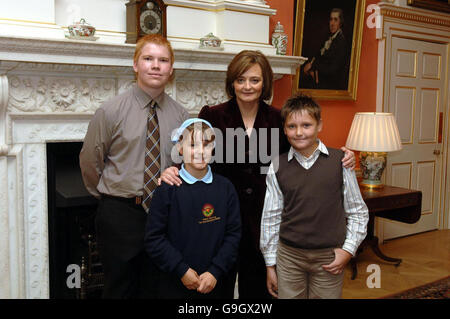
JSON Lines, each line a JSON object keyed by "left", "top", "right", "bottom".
{"left": 225, "top": 50, "right": 273, "bottom": 101}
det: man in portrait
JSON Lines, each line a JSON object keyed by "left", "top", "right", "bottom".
{"left": 301, "top": 8, "right": 349, "bottom": 90}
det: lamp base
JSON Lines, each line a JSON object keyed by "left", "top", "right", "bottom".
{"left": 359, "top": 151, "right": 387, "bottom": 189}
{"left": 360, "top": 180, "right": 384, "bottom": 189}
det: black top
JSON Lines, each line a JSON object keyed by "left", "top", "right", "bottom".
{"left": 199, "top": 98, "right": 289, "bottom": 251}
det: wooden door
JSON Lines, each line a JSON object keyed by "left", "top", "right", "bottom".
{"left": 383, "top": 37, "right": 447, "bottom": 240}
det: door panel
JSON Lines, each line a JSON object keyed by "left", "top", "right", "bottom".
{"left": 393, "top": 87, "right": 415, "bottom": 143}
{"left": 418, "top": 89, "right": 439, "bottom": 143}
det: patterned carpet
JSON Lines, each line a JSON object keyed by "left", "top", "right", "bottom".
{"left": 381, "top": 276, "right": 450, "bottom": 299}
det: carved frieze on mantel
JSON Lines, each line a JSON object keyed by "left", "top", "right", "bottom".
{"left": 1, "top": 62, "right": 232, "bottom": 116}
{"left": 7, "top": 75, "right": 117, "bottom": 113}
{"left": 5, "top": 73, "right": 228, "bottom": 115}
{"left": 176, "top": 81, "right": 228, "bottom": 111}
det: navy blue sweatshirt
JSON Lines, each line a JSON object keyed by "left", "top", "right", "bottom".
{"left": 144, "top": 173, "right": 241, "bottom": 281}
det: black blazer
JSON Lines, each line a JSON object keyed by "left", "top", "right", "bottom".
{"left": 199, "top": 98, "right": 289, "bottom": 251}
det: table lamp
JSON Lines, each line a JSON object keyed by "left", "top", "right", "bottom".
{"left": 345, "top": 112, "right": 402, "bottom": 189}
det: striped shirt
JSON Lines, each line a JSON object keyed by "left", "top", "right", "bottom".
{"left": 260, "top": 140, "right": 369, "bottom": 266}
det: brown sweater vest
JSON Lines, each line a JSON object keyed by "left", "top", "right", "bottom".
{"left": 275, "top": 148, "right": 347, "bottom": 249}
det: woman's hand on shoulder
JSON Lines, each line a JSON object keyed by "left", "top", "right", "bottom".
{"left": 341, "top": 146, "right": 356, "bottom": 170}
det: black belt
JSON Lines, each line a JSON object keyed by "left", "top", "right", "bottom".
{"left": 101, "top": 194, "right": 143, "bottom": 205}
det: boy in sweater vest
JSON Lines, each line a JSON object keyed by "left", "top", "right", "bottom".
{"left": 260, "top": 94, "right": 368, "bottom": 299}
{"left": 144, "top": 118, "right": 241, "bottom": 298}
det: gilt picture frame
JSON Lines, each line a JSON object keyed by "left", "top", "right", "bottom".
{"left": 293, "top": 0, "right": 365, "bottom": 100}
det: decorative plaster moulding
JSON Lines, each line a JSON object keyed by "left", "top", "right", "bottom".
{"left": 376, "top": 2, "right": 450, "bottom": 40}
{"left": 164, "top": 0, "right": 275, "bottom": 15}
{"left": 374, "top": 2, "right": 450, "bottom": 113}
{"left": 0, "top": 36, "right": 304, "bottom": 76}
{"left": 164, "top": 0, "right": 277, "bottom": 53}
{"left": 0, "top": 36, "right": 134, "bottom": 67}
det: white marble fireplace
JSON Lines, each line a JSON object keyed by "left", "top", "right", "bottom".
{"left": 0, "top": 0, "right": 304, "bottom": 298}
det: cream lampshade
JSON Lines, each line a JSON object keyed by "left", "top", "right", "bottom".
{"left": 346, "top": 112, "right": 402, "bottom": 189}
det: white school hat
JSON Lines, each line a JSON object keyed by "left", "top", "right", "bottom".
{"left": 171, "top": 118, "right": 215, "bottom": 143}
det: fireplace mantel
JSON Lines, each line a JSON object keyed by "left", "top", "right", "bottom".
{"left": 0, "top": 36, "right": 304, "bottom": 74}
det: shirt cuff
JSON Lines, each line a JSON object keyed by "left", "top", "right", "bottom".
{"left": 342, "top": 241, "right": 358, "bottom": 257}
{"left": 262, "top": 252, "right": 277, "bottom": 267}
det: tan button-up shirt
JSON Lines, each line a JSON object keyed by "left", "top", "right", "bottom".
{"left": 80, "top": 84, "right": 189, "bottom": 199}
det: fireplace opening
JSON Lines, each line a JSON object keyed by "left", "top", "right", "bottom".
{"left": 47, "top": 142, "right": 103, "bottom": 299}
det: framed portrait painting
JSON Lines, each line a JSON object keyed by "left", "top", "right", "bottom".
{"left": 293, "top": 0, "right": 365, "bottom": 100}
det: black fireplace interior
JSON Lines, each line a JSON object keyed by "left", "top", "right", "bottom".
{"left": 47, "top": 142, "right": 103, "bottom": 299}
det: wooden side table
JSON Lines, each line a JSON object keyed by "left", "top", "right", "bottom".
{"left": 350, "top": 185, "right": 422, "bottom": 280}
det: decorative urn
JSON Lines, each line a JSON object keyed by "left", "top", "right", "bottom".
{"left": 199, "top": 33, "right": 222, "bottom": 49}
{"left": 68, "top": 18, "right": 96, "bottom": 38}
{"left": 272, "top": 21, "right": 288, "bottom": 55}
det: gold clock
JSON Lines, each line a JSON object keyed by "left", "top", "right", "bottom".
{"left": 126, "top": 0, "right": 167, "bottom": 44}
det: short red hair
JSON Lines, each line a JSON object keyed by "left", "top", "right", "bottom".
{"left": 133, "top": 34, "right": 174, "bottom": 65}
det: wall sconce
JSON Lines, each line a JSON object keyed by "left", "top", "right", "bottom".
{"left": 345, "top": 112, "right": 402, "bottom": 189}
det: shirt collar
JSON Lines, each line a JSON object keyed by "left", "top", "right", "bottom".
{"left": 287, "top": 139, "right": 329, "bottom": 161}
{"left": 179, "top": 164, "right": 213, "bottom": 184}
{"left": 133, "top": 83, "right": 165, "bottom": 109}
{"left": 330, "top": 28, "right": 342, "bottom": 39}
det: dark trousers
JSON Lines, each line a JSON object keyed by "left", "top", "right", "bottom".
{"left": 95, "top": 195, "right": 158, "bottom": 298}
{"left": 221, "top": 235, "right": 272, "bottom": 299}
{"left": 236, "top": 236, "right": 272, "bottom": 299}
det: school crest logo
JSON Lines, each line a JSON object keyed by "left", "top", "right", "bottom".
{"left": 202, "top": 204, "right": 214, "bottom": 218}
{"left": 199, "top": 203, "right": 220, "bottom": 224}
